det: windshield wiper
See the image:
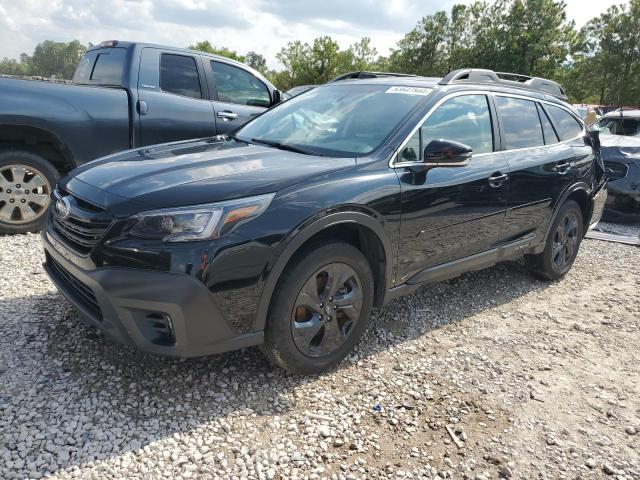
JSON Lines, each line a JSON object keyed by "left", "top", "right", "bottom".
{"left": 250, "top": 138, "right": 323, "bottom": 156}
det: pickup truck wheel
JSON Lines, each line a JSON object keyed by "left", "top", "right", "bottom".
{"left": 525, "top": 200, "right": 583, "bottom": 281}
{"left": 0, "top": 151, "right": 59, "bottom": 234}
{"left": 261, "top": 242, "right": 374, "bottom": 375}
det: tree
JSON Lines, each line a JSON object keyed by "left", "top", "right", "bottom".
{"left": 188, "top": 41, "right": 245, "bottom": 63}
{"left": 28, "top": 40, "right": 87, "bottom": 79}
{"left": 245, "top": 51, "right": 267, "bottom": 74}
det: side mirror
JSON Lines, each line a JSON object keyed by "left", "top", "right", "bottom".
{"left": 423, "top": 139, "right": 472, "bottom": 167}
{"left": 271, "top": 90, "right": 282, "bottom": 106}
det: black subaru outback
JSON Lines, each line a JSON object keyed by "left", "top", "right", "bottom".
{"left": 42, "top": 69, "right": 607, "bottom": 374}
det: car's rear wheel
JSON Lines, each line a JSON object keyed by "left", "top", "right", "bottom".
{"left": 0, "top": 151, "right": 59, "bottom": 234}
{"left": 262, "top": 242, "right": 374, "bottom": 375}
{"left": 525, "top": 200, "right": 583, "bottom": 281}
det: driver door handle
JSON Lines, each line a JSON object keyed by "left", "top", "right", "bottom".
{"left": 488, "top": 172, "right": 509, "bottom": 187}
{"left": 217, "top": 110, "right": 238, "bottom": 121}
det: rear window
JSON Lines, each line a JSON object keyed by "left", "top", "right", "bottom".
{"left": 159, "top": 54, "right": 202, "bottom": 99}
{"left": 546, "top": 105, "right": 583, "bottom": 140}
{"left": 495, "top": 96, "right": 544, "bottom": 149}
{"left": 73, "top": 48, "right": 126, "bottom": 85}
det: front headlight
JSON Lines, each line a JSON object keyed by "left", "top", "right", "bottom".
{"left": 129, "top": 193, "right": 275, "bottom": 242}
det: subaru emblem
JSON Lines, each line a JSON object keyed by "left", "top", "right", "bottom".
{"left": 56, "top": 196, "right": 72, "bottom": 219}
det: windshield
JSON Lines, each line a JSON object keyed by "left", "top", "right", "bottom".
{"left": 235, "top": 84, "right": 430, "bottom": 157}
{"left": 592, "top": 116, "right": 640, "bottom": 136}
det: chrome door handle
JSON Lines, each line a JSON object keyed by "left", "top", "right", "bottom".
{"left": 217, "top": 110, "right": 238, "bottom": 121}
{"left": 488, "top": 172, "right": 508, "bottom": 187}
{"left": 554, "top": 160, "right": 571, "bottom": 174}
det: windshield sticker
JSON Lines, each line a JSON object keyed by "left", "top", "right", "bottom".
{"left": 386, "top": 86, "right": 432, "bottom": 96}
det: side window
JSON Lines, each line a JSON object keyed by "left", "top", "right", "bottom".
{"left": 537, "top": 103, "right": 559, "bottom": 144}
{"left": 545, "top": 105, "right": 583, "bottom": 141}
{"left": 495, "top": 96, "right": 544, "bottom": 149}
{"left": 159, "top": 54, "right": 202, "bottom": 99}
{"left": 399, "top": 94, "right": 493, "bottom": 162}
{"left": 211, "top": 61, "right": 271, "bottom": 107}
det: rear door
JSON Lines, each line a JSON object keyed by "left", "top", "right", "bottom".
{"left": 137, "top": 48, "right": 216, "bottom": 146}
{"left": 396, "top": 93, "right": 509, "bottom": 283}
{"left": 495, "top": 95, "right": 577, "bottom": 244}
{"left": 205, "top": 60, "right": 272, "bottom": 134}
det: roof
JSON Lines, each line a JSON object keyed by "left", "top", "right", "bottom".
{"left": 323, "top": 75, "right": 570, "bottom": 106}
{"left": 601, "top": 109, "right": 640, "bottom": 118}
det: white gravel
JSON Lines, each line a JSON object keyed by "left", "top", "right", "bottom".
{"left": 0, "top": 233, "right": 639, "bottom": 479}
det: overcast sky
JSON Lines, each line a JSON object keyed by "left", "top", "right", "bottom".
{"left": 0, "top": 0, "right": 626, "bottom": 69}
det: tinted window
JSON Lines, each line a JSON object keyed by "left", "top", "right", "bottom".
{"left": 495, "top": 96, "right": 544, "bottom": 149}
{"left": 537, "top": 103, "right": 559, "bottom": 144}
{"left": 400, "top": 94, "right": 493, "bottom": 161}
{"left": 546, "top": 105, "right": 582, "bottom": 140}
{"left": 90, "top": 49, "right": 126, "bottom": 85}
{"left": 160, "top": 54, "right": 201, "bottom": 99}
{"left": 236, "top": 84, "right": 427, "bottom": 157}
{"left": 211, "top": 61, "right": 270, "bottom": 107}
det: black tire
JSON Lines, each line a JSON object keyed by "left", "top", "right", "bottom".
{"left": 0, "top": 150, "right": 59, "bottom": 234}
{"left": 261, "top": 242, "right": 374, "bottom": 375}
{"left": 525, "top": 200, "right": 584, "bottom": 281}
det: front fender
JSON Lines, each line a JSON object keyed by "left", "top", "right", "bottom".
{"left": 253, "top": 209, "right": 394, "bottom": 332}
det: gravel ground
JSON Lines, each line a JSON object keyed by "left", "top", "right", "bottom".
{"left": 0, "top": 233, "right": 638, "bottom": 480}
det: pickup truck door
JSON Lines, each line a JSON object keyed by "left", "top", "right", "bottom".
{"left": 204, "top": 60, "right": 272, "bottom": 134}
{"left": 137, "top": 48, "right": 216, "bottom": 146}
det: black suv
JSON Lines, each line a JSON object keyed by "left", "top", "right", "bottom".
{"left": 42, "top": 69, "right": 607, "bottom": 374}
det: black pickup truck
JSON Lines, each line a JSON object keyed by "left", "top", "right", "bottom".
{"left": 0, "top": 40, "right": 282, "bottom": 233}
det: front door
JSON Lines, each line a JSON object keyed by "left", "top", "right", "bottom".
{"left": 206, "top": 60, "right": 272, "bottom": 134}
{"left": 137, "top": 49, "right": 216, "bottom": 146}
{"left": 396, "top": 93, "right": 509, "bottom": 283}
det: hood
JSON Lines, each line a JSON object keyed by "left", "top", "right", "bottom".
{"left": 70, "top": 138, "right": 355, "bottom": 208}
{"left": 599, "top": 133, "right": 640, "bottom": 165}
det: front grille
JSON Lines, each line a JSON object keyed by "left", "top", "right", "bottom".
{"left": 50, "top": 190, "right": 112, "bottom": 255}
{"left": 604, "top": 161, "right": 629, "bottom": 181}
{"left": 48, "top": 254, "right": 103, "bottom": 322}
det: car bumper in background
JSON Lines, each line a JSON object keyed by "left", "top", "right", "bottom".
{"left": 589, "top": 186, "right": 608, "bottom": 229}
{"left": 41, "top": 231, "right": 263, "bottom": 357}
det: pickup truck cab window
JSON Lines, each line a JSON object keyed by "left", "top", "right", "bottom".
{"left": 160, "top": 54, "right": 202, "bottom": 99}
{"left": 400, "top": 94, "right": 493, "bottom": 162}
{"left": 210, "top": 61, "right": 271, "bottom": 107}
{"left": 545, "top": 104, "right": 583, "bottom": 141}
{"left": 494, "top": 96, "right": 544, "bottom": 149}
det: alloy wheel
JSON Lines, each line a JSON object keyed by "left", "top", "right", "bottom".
{"left": 0, "top": 164, "right": 51, "bottom": 224}
{"left": 291, "top": 263, "right": 363, "bottom": 358}
{"left": 552, "top": 211, "right": 579, "bottom": 270}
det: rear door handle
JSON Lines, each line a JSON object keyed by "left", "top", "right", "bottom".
{"left": 217, "top": 110, "right": 238, "bottom": 121}
{"left": 554, "top": 160, "right": 571, "bottom": 174}
{"left": 488, "top": 172, "right": 508, "bottom": 187}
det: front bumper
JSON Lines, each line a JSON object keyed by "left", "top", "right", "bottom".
{"left": 42, "top": 230, "right": 263, "bottom": 357}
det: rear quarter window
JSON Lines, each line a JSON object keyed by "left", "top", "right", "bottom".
{"left": 545, "top": 105, "right": 583, "bottom": 141}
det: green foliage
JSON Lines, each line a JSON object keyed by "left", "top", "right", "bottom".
{"left": 0, "top": 40, "right": 86, "bottom": 79}
{"left": 188, "top": 41, "right": 246, "bottom": 63}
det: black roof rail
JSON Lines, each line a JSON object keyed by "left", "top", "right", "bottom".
{"left": 438, "top": 68, "right": 568, "bottom": 101}
{"left": 329, "top": 71, "right": 418, "bottom": 83}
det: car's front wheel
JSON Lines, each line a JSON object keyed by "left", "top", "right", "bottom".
{"left": 0, "top": 151, "right": 59, "bottom": 234}
{"left": 262, "top": 242, "right": 374, "bottom": 375}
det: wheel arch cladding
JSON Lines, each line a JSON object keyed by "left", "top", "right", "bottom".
{"left": 566, "top": 188, "right": 591, "bottom": 235}
{"left": 0, "top": 124, "right": 75, "bottom": 174}
{"left": 254, "top": 211, "right": 392, "bottom": 332}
